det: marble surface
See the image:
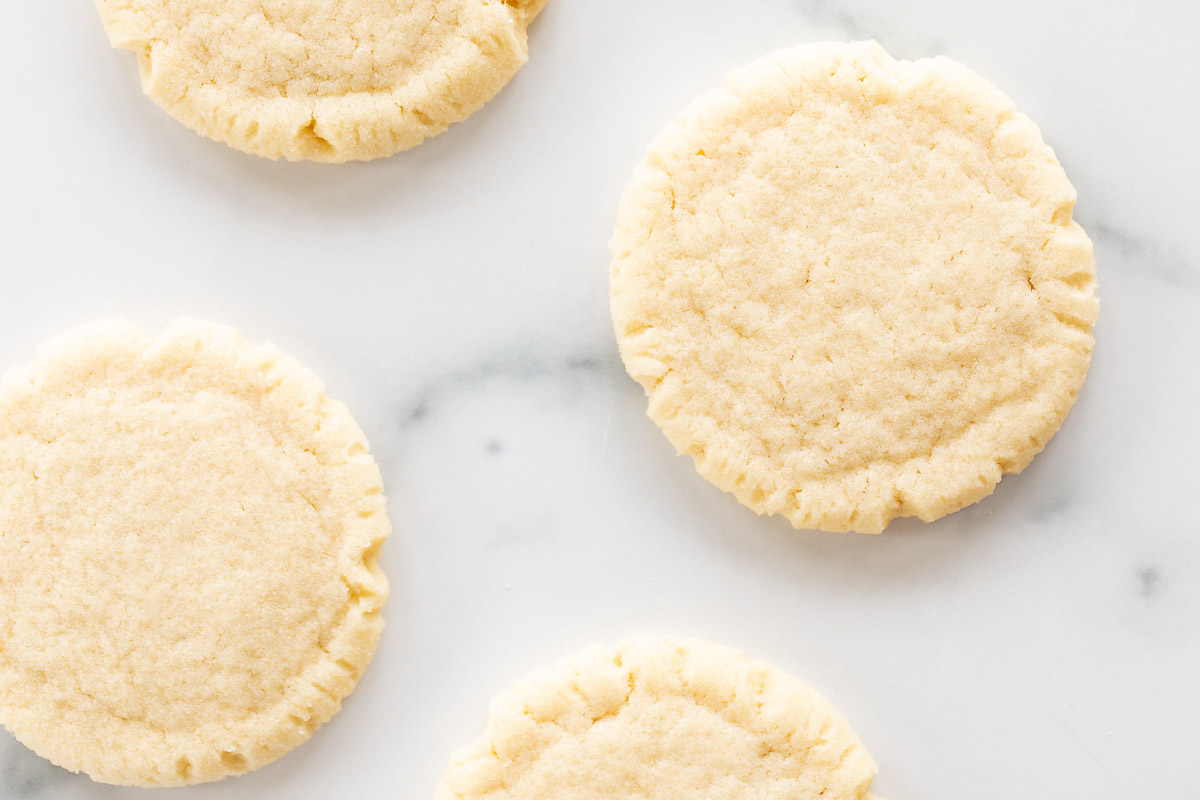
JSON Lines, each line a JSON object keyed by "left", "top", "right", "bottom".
{"left": 2, "top": 0, "right": 1198, "bottom": 797}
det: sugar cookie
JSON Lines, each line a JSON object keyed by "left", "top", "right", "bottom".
{"left": 0, "top": 319, "right": 389, "bottom": 785}
{"left": 95, "top": 0, "right": 549, "bottom": 161}
{"left": 437, "top": 636, "right": 880, "bottom": 799}
{"left": 611, "top": 41, "right": 1098, "bottom": 533}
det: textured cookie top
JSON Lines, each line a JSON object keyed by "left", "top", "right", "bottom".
{"left": 95, "top": 0, "right": 548, "bottom": 161}
{"left": 436, "top": 636, "right": 878, "bottom": 799}
{"left": 611, "top": 41, "right": 1098, "bottom": 533}
{"left": 0, "top": 320, "right": 389, "bottom": 786}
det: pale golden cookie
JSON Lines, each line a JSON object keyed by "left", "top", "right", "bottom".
{"left": 436, "top": 636, "right": 880, "bottom": 799}
{"left": 611, "top": 41, "right": 1098, "bottom": 533}
{"left": 0, "top": 319, "right": 389, "bottom": 786}
{"left": 95, "top": 0, "right": 549, "bottom": 162}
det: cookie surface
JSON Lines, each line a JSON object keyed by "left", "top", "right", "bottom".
{"left": 436, "top": 636, "right": 879, "bottom": 799}
{"left": 0, "top": 319, "right": 389, "bottom": 786}
{"left": 95, "top": 0, "right": 548, "bottom": 162}
{"left": 611, "top": 41, "right": 1098, "bottom": 533}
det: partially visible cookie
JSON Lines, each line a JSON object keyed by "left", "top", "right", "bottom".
{"left": 94, "top": 0, "right": 549, "bottom": 162}
{"left": 611, "top": 41, "right": 1098, "bottom": 533}
{"left": 0, "top": 319, "right": 390, "bottom": 786}
{"left": 436, "top": 636, "right": 880, "bottom": 799}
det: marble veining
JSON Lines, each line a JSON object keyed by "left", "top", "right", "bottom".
{"left": 398, "top": 347, "right": 617, "bottom": 430}
{"left": 1138, "top": 566, "right": 1162, "bottom": 599}
{"left": 792, "top": 0, "right": 878, "bottom": 40}
{"left": 0, "top": 744, "right": 79, "bottom": 798}
{"left": 1086, "top": 219, "right": 1198, "bottom": 289}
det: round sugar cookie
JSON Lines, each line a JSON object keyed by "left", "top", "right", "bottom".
{"left": 94, "top": 0, "right": 549, "bottom": 162}
{"left": 436, "top": 636, "right": 881, "bottom": 800}
{"left": 0, "top": 319, "right": 390, "bottom": 786}
{"left": 610, "top": 41, "right": 1098, "bottom": 534}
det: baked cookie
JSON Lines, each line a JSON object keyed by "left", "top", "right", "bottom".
{"left": 0, "top": 319, "right": 389, "bottom": 786}
{"left": 94, "top": 0, "right": 549, "bottom": 162}
{"left": 436, "top": 636, "right": 881, "bottom": 799}
{"left": 611, "top": 41, "right": 1097, "bottom": 533}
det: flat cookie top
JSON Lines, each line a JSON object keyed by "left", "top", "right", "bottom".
{"left": 611, "top": 41, "right": 1098, "bottom": 533}
{"left": 95, "top": 0, "right": 547, "bottom": 161}
{"left": 436, "top": 636, "right": 878, "bottom": 799}
{"left": 0, "top": 320, "right": 389, "bottom": 786}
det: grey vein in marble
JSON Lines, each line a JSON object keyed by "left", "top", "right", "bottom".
{"left": 397, "top": 345, "right": 620, "bottom": 431}
{"left": 0, "top": 737, "right": 80, "bottom": 799}
{"left": 1138, "top": 566, "right": 1161, "bottom": 598}
{"left": 790, "top": 0, "right": 947, "bottom": 58}
{"left": 791, "top": 0, "right": 875, "bottom": 39}
{"left": 1084, "top": 219, "right": 1198, "bottom": 290}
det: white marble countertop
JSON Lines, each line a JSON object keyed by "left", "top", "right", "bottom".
{"left": 2, "top": 0, "right": 1198, "bottom": 797}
